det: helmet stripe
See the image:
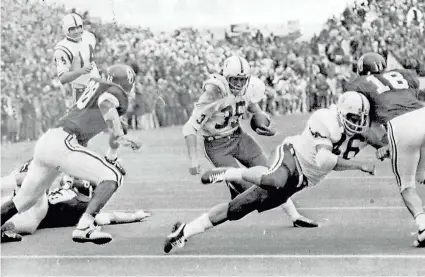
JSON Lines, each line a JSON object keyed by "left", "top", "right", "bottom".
{"left": 237, "top": 56, "right": 243, "bottom": 74}
{"left": 71, "top": 14, "right": 78, "bottom": 27}
{"left": 360, "top": 93, "right": 364, "bottom": 111}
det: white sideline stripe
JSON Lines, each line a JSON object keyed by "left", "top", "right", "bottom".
{"left": 2, "top": 254, "right": 425, "bottom": 259}
{"left": 111, "top": 206, "right": 413, "bottom": 212}
{"left": 126, "top": 176, "right": 395, "bottom": 183}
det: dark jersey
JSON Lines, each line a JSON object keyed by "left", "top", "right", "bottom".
{"left": 38, "top": 191, "right": 89, "bottom": 229}
{"left": 344, "top": 69, "right": 422, "bottom": 124}
{"left": 55, "top": 78, "right": 129, "bottom": 145}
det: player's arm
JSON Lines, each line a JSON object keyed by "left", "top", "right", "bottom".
{"left": 310, "top": 117, "right": 374, "bottom": 174}
{"left": 54, "top": 48, "right": 93, "bottom": 85}
{"left": 362, "top": 121, "right": 388, "bottom": 150}
{"left": 98, "top": 88, "right": 140, "bottom": 171}
{"left": 247, "top": 103, "right": 275, "bottom": 136}
{"left": 182, "top": 84, "right": 219, "bottom": 175}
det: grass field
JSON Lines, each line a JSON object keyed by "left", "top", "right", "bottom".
{"left": 1, "top": 113, "right": 425, "bottom": 276}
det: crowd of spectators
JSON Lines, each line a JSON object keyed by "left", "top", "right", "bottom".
{"left": 1, "top": 0, "right": 424, "bottom": 143}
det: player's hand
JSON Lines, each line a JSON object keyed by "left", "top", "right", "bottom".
{"left": 189, "top": 160, "right": 201, "bottom": 175}
{"left": 77, "top": 64, "right": 93, "bottom": 75}
{"left": 360, "top": 163, "right": 376, "bottom": 175}
{"left": 255, "top": 124, "right": 276, "bottom": 136}
{"left": 376, "top": 145, "right": 390, "bottom": 161}
{"left": 104, "top": 156, "right": 127, "bottom": 176}
{"left": 117, "top": 135, "right": 142, "bottom": 150}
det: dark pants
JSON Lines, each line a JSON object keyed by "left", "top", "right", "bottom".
{"left": 203, "top": 129, "right": 267, "bottom": 198}
{"left": 227, "top": 143, "right": 308, "bottom": 221}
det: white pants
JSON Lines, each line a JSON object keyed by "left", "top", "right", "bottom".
{"left": 387, "top": 107, "right": 425, "bottom": 192}
{"left": 13, "top": 128, "right": 123, "bottom": 213}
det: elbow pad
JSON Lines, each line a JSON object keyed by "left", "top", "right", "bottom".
{"left": 316, "top": 148, "right": 338, "bottom": 171}
{"left": 182, "top": 121, "right": 197, "bottom": 137}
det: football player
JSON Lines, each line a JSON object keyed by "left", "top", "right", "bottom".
{"left": 1, "top": 64, "right": 141, "bottom": 245}
{"left": 344, "top": 52, "right": 425, "bottom": 247}
{"left": 164, "top": 91, "right": 384, "bottom": 253}
{"left": 54, "top": 13, "right": 100, "bottom": 102}
{"left": 182, "top": 55, "right": 318, "bottom": 228}
{"left": 1, "top": 163, "right": 150, "bottom": 243}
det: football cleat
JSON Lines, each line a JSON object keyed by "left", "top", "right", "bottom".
{"left": 413, "top": 229, "right": 425, "bottom": 247}
{"left": 164, "top": 222, "right": 186, "bottom": 253}
{"left": 201, "top": 168, "right": 228, "bottom": 184}
{"left": 1, "top": 230, "right": 22, "bottom": 243}
{"left": 293, "top": 216, "right": 319, "bottom": 228}
{"left": 72, "top": 225, "right": 112, "bottom": 245}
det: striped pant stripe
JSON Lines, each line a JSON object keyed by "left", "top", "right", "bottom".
{"left": 63, "top": 134, "right": 123, "bottom": 186}
{"left": 387, "top": 122, "right": 402, "bottom": 188}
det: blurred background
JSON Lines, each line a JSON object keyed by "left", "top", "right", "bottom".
{"left": 1, "top": 0, "right": 424, "bottom": 143}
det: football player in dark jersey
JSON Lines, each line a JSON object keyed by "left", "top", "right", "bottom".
{"left": 344, "top": 52, "right": 425, "bottom": 247}
{"left": 1, "top": 64, "right": 141, "bottom": 245}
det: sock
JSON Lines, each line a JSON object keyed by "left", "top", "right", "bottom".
{"left": 110, "top": 212, "right": 136, "bottom": 224}
{"left": 183, "top": 213, "right": 213, "bottom": 239}
{"left": 1, "top": 200, "right": 18, "bottom": 225}
{"left": 224, "top": 168, "right": 243, "bottom": 182}
{"left": 280, "top": 198, "right": 301, "bottom": 222}
{"left": 415, "top": 213, "right": 425, "bottom": 230}
{"left": 76, "top": 213, "right": 95, "bottom": 229}
{"left": 85, "top": 180, "right": 117, "bottom": 215}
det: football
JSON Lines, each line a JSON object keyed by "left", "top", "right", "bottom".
{"left": 250, "top": 113, "right": 270, "bottom": 131}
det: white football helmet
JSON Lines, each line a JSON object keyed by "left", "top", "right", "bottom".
{"left": 222, "top": 55, "right": 251, "bottom": 95}
{"left": 336, "top": 91, "right": 370, "bottom": 136}
{"left": 62, "top": 13, "right": 84, "bottom": 42}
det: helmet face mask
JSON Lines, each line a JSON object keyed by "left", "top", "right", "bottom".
{"left": 337, "top": 91, "right": 370, "bottom": 136}
{"left": 228, "top": 76, "right": 249, "bottom": 92}
{"left": 67, "top": 26, "right": 83, "bottom": 41}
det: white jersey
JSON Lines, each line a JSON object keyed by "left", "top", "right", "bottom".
{"left": 54, "top": 31, "right": 100, "bottom": 90}
{"left": 188, "top": 74, "right": 265, "bottom": 137}
{"left": 286, "top": 108, "right": 369, "bottom": 185}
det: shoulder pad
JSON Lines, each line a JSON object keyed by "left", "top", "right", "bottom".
{"left": 308, "top": 109, "right": 341, "bottom": 140}
{"left": 203, "top": 74, "right": 231, "bottom": 98}
{"left": 83, "top": 31, "right": 96, "bottom": 45}
{"left": 394, "top": 69, "right": 420, "bottom": 89}
{"left": 245, "top": 76, "right": 266, "bottom": 103}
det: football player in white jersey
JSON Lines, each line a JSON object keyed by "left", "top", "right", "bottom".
{"left": 164, "top": 91, "right": 384, "bottom": 253}
{"left": 54, "top": 13, "right": 100, "bottom": 103}
{"left": 183, "top": 55, "right": 318, "bottom": 232}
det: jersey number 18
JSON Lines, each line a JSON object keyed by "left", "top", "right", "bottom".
{"left": 366, "top": 71, "right": 409, "bottom": 94}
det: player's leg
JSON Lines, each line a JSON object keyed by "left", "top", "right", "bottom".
{"left": 56, "top": 132, "right": 124, "bottom": 244}
{"left": 229, "top": 137, "right": 317, "bottom": 227}
{"left": 164, "top": 184, "right": 273, "bottom": 253}
{"left": 7, "top": 193, "right": 49, "bottom": 235}
{"left": 95, "top": 210, "right": 151, "bottom": 226}
{"left": 1, "top": 158, "right": 58, "bottom": 226}
{"left": 203, "top": 138, "right": 248, "bottom": 198}
{"left": 387, "top": 114, "right": 425, "bottom": 247}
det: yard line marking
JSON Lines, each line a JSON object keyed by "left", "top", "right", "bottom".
{"left": 2, "top": 254, "right": 425, "bottom": 259}
{"left": 109, "top": 206, "right": 415, "bottom": 212}
{"left": 125, "top": 176, "right": 395, "bottom": 183}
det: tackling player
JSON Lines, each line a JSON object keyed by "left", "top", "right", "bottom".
{"left": 344, "top": 52, "right": 425, "bottom": 247}
{"left": 164, "top": 91, "right": 383, "bottom": 253}
{"left": 182, "top": 55, "right": 317, "bottom": 228}
{"left": 1, "top": 162, "right": 150, "bottom": 243}
{"left": 54, "top": 13, "right": 100, "bottom": 102}
{"left": 1, "top": 64, "right": 141, "bottom": 245}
